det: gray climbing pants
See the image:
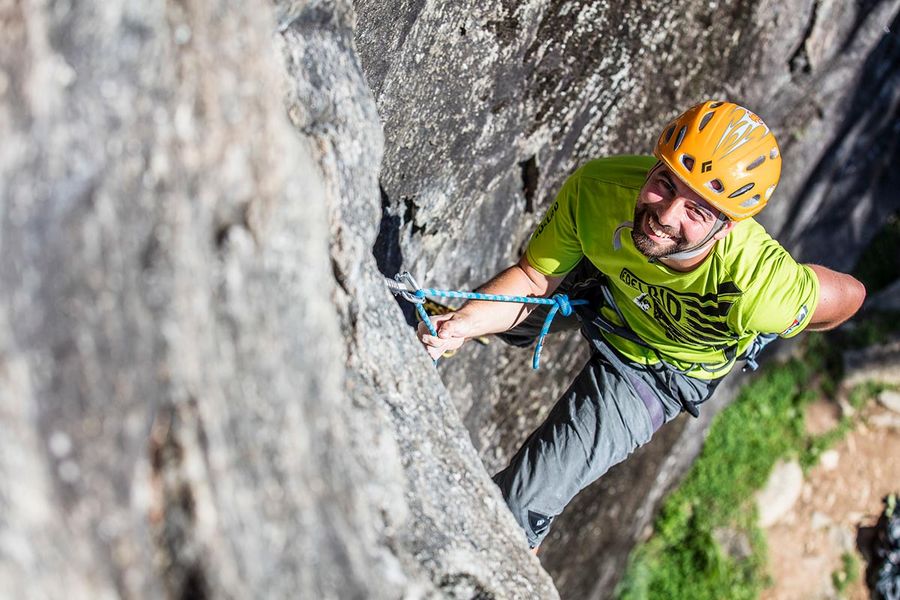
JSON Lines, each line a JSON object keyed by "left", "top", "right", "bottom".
{"left": 492, "top": 263, "right": 720, "bottom": 548}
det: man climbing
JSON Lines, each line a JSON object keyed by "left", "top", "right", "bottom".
{"left": 416, "top": 101, "right": 866, "bottom": 551}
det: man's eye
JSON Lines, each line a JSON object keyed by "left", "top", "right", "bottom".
{"left": 692, "top": 207, "right": 712, "bottom": 221}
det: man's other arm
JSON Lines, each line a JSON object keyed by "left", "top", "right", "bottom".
{"left": 416, "top": 255, "right": 565, "bottom": 360}
{"left": 805, "top": 264, "right": 866, "bottom": 331}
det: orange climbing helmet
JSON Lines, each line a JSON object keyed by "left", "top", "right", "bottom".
{"left": 653, "top": 101, "right": 781, "bottom": 221}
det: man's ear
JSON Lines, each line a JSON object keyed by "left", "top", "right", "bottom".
{"left": 713, "top": 220, "right": 737, "bottom": 240}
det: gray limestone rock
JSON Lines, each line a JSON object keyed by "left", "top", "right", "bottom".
{"left": 277, "top": 1, "right": 557, "bottom": 597}
{"left": 1, "top": 0, "right": 555, "bottom": 598}
{"left": 0, "top": 0, "right": 399, "bottom": 597}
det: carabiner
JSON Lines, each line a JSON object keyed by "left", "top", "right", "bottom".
{"left": 394, "top": 271, "right": 425, "bottom": 304}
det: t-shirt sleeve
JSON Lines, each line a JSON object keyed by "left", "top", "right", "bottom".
{"left": 734, "top": 240, "right": 820, "bottom": 338}
{"left": 524, "top": 172, "right": 584, "bottom": 276}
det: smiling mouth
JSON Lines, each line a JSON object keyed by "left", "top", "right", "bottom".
{"left": 644, "top": 213, "right": 677, "bottom": 241}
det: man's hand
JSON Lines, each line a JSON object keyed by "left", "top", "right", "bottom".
{"left": 414, "top": 255, "right": 564, "bottom": 360}
{"left": 417, "top": 313, "right": 472, "bottom": 360}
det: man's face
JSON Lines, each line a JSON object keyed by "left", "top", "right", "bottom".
{"left": 632, "top": 164, "right": 723, "bottom": 258}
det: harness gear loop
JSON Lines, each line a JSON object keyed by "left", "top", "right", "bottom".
{"left": 741, "top": 332, "right": 777, "bottom": 372}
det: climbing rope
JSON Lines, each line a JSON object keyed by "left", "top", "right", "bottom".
{"left": 386, "top": 272, "right": 588, "bottom": 369}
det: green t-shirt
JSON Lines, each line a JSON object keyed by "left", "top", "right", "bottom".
{"left": 526, "top": 155, "right": 820, "bottom": 379}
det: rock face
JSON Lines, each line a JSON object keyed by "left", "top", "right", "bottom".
{"left": 1, "top": 0, "right": 554, "bottom": 598}
{"left": 277, "top": 1, "right": 557, "bottom": 597}
{"left": 354, "top": 0, "right": 900, "bottom": 597}
{"left": 0, "top": 0, "right": 389, "bottom": 597}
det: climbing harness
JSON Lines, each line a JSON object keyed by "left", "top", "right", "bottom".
{"left": 386, "top": 272, "right": 588, "bottom": 369}
{"left": 741, "top": 332, "right": 777, "bottom": 372}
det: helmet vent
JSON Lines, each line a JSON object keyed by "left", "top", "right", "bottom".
{"left": 698, "top": 111, "right": 715, "bottom": 131}
{"left": 680, "top": 154, "right": 695, "bottom": 171}
{"left": 709, "top": 101, "right": 725, "bottom": 108}
{"left": 770, "top": 148, "right": 779, "bottom": 159}
{"left": 746, "top": 156, "right": 766, "bottom": 171}
{"left": 728, "top": 182, "right": 755, "bottom": 198}
{"left": 673, "top": 126, "right": 687, "bottom": 151}
{"left": 740, "top": 195, "right": 762, "bottom": 208}
{"left": 706, "top": 179, "right": 724, "bottom": 193}
{"left": 664, "top": 125, "right": 676, "bottom": 144}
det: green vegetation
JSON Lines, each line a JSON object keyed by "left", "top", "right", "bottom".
{"left": 615, "top": 335, "right": 887, "bottom": 600}
{"left": 831, "top": 551, "right": 860, "bottom": 596}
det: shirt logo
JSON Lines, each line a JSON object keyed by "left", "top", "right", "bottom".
{"left": 780, "top": 305, "right": 809, "bottom": 337}
{"left": 633, "top": 292, "right": 651, "bottom": 312}
{"left": 533, "top": 200, "right": 559, "bottom": 238}
{"left": 619, "top": 268, "right": 741, "bottom": 346}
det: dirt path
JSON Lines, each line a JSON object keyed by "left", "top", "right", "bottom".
{"left": 761, "top": 400, "right": 900, "bottom": 600}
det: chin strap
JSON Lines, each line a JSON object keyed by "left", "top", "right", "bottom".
{"left": 613, "top": 221, "right": 634, "bottom": 250}
{"left": 654, "top": 214, "right": 729, "bottom": 262}
{"left": 613, "top": 215, "right": 729, "bottom": 261}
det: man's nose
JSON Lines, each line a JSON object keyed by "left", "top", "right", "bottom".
{"left": 656, "top": 197, "right": 686, "bottom": 228}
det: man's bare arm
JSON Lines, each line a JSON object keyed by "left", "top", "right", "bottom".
{"left": 417, "top": 255, "right": 566, "bottom": 359}
{"left": 805, "top": 264, "right": 866, "bottom": 331}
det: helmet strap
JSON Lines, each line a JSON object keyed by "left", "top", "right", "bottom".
{"left": 651, "top": 214, "right": 729, "bottom": 262}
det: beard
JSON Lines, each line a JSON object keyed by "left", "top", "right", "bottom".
{"left": 630, "top": 204, "right": 693, "bottom": 258}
